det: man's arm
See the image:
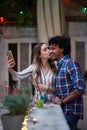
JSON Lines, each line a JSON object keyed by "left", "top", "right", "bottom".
{"left": 53, "top": 90, "right": 82, "bottom": 105}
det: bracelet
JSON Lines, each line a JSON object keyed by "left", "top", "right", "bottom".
{"left": 61, "top": 100, "right": 64, "bottom": 107}
{"left": 46, "top": 87, "right": 49, "bottom": 93}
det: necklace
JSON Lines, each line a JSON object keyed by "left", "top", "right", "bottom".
{"left": 41, "top": 64, "right": 49, "bottom": 74}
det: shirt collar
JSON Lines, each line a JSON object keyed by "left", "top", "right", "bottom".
{"left": 57, "top": 55, "right": 69, "bottom": 67}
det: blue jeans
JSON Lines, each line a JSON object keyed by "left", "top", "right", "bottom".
{"left": 64, "top": 114, "right": 79, "bottom": 130}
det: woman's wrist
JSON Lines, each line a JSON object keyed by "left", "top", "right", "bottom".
{"left": 8, "top": 67, "right": 12, "bottom": 71}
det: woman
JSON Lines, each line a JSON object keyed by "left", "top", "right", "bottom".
{"left": 7, "top": 43, "right": 57, "bottom": 102}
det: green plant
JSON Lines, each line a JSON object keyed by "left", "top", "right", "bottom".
{"left": 2, "top": 87, "right": 30, "bottom": 115}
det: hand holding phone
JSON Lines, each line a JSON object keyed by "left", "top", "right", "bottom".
{"left": 7, "top": 50, "right": 16, "bottom": 67}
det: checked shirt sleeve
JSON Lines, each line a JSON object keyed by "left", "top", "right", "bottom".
{"left": 67, "top": 60, "right": 86, "bottom": 94}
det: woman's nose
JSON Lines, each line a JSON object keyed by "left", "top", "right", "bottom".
{"left": 49, "top": 49, "right": 52, "bottom": 53}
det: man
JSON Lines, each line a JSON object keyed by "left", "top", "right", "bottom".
{"left": 48, "top": 35, "right": 86, "bottom": 130}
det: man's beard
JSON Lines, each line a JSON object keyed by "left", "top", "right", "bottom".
{"left": 51, "top": 58, "right": 56, "bottom": 61}
{"left": 50, "top": 52, "right": 56, "bottom": 61}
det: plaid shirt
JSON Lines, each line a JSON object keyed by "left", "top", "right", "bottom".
{"left": 56, "top": 55, "right": 86, "bottom": 119}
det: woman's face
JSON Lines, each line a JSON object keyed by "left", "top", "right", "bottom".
{"left": 40, "top": 44, "right": 50, "bottom": 60}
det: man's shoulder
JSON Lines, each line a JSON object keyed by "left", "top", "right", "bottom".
{"left": 64, "top": 57, "right": 81, "bottom": 71}
{"left": 64, "top": 57, "right": 74, "bottom": 64}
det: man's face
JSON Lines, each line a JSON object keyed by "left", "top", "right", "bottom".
{"left": 49, "top": 44, "right": 64, "bottom": 61}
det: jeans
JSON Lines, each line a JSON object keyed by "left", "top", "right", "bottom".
{"left": 64, "top": 114, "right": 79, "bottom": 130}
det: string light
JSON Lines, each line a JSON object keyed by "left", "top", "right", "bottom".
{"left": 0, "top": 17, "right": 4, "bottom": 23}
{"left": 20, "top": 11, "right": 24, "bottom": 15}
{"left": 64, "top": 0, "right": 71, "bottom": 5}
{"left": 82, "top": 7, "right": 87, "bottom": 13}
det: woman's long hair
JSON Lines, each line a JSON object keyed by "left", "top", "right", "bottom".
{"left": 31, "top": 43, "right": 57, "bottom": 83}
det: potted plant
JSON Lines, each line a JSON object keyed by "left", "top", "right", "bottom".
{"left": 1, "top": 85, "right": 31, "bottom": 130}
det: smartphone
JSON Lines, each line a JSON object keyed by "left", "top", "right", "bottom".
{"left": 7, "top": 50, "right": 15, "bottom": 65}
{"left": 7, "top": 50, "right": 14, "bottom": 60}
